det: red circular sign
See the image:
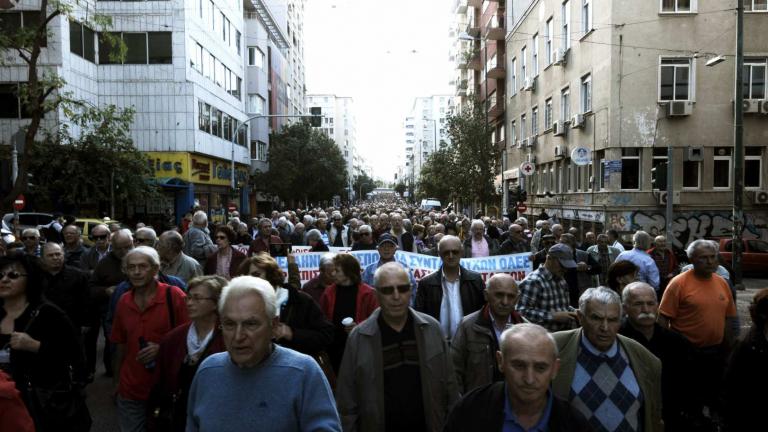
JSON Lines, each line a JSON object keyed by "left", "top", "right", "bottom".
{"left": 227, "top": 204, "right": 237, "bottom": 212}
{"left": 13, "top": 194, "right": 25, "bottom": 211}
{"left": 516, "top": 203, "right": 527, "bottom": 213}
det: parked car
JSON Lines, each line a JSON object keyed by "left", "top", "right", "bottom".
{"left": 75, "top": 218, "right": 124, "bottom": 247}
{"left": 714, "top": 237, "right": 768, "bottom": 274}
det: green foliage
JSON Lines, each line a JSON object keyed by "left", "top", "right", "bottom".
{"left": 352, "top": 172, "right": 377, "bottom": 201}
{"left": 394, "top": 182, "right": 407, "bottom": 197}
{"left": 28, "top": 104, "right": 158, "bottom": 207}
{"left": 417, "top": 148, "right": 455, "bottom": 203}
{"left": 252, "top": 122, "right": 347, "bottom": 206}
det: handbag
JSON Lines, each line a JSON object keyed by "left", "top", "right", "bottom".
{"left": 21, "top": 305, "right": 92, "bottom": 431}
{"left": 147, "top": 388, "right": 182, "bottom": 431}
{"left": 313, "top": 350, "right": 337, "bottom": 389}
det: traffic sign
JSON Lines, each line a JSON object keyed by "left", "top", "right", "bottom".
{"left": 227, "top": 203, "right": 237, "bottom": 212}
{"left": 516, "top": 203, "right": 527, "bottom": 213}
{"left": 571, "top": 147, "right": 591, "bottom": 166}
{"left": 13, "top": 194, "right": 24, "bottom": 211}
{"left": 520, "top": 161, "right": 535, "bottom": 176}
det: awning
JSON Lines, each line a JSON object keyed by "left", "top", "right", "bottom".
{"left": 147, "top": 177, "right": 190, "bottom": 188}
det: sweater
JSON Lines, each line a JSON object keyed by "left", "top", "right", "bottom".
{"left": 187, "top": 346, "right": 341, "bottom": 432}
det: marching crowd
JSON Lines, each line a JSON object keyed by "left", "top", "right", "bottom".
{"left": 0, "top": 201, "right": 765, "bottom": 432}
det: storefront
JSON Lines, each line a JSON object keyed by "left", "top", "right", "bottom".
{"left": 144, "top": 152, "right": 249, "bottom": 225}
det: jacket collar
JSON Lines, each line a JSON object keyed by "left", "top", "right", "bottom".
{"left": 357, "top": 308, "right": 430, "bottom": 336}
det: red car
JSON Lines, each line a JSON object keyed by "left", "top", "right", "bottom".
{"left": 715, "top": 238, "right": 768, "bottom": 274}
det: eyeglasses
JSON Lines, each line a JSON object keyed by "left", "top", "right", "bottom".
{"left": 92, "top": 235, "right": 109, "bottom": 240}
{"left": 0, "top": 271, "right": 27, "bottom": 280}
{"left": 220, "top": 319, "right": 261, "bottom": 334}
{"left": 22, "top": 236, "right": 38, "bottom": 241}
{"left": 186, "top": 295, "right": 215, "bottom": 303}
{"left": 378, "top": 284, "right": 411, "bottom": 295}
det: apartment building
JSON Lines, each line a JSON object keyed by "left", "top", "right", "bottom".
{"left": 265, "top": 0, "right": 306, "bottom": 118}
{"left": 404, "top": 95, "right": 454, "bottom": 193}
{"left": 504, "top": 0, "right": 768, "bottom": 245}
{"left": 306, "top": 94, "right": 359, "bottom": 194}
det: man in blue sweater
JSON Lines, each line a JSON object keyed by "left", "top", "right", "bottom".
{"left": 186, "top": 276, "right": 341, "bottom": 432}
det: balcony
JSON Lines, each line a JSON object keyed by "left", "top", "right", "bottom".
{"left": 456, "top": 50, "right": 471, "bottom": 69}
{"left": 468, "top": 49, "right": 483, "bottom": 70}
{"left": 487, "top": 53, "right": 505, "bottom": 79}
{"left": 465, "top": 9, "right": 480, "bottom": 37}
{"left": 484, "top": 14, "right": 505, "bottom": 40}
{"left": 454, "top": 0, "right": 468, "bottom": 14}
{"left": 487, "top": 94, "right": 505, "bottom": 119}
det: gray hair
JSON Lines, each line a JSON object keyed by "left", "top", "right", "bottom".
{"left": 499, "top": 323, "right": 558, "bottom": 359}
{"left": 579, "top": 286, "right": 622, "bottom": 316}
{"left": 621, "top": 281, "right": 657, "bottom": 305}
{"left": 122, "top": 245, "right": 161, "bottom": 269}
{"left": 219, "top": 276, "right": 277, "bottom": 319}
{"left": 159, "top": 230, "right": 184, "bottom": 253}
{"left": 437, "top": 235, "right": 461, "bottom": 253}
{"left": 372, "top": 261, "right": 408, "bottom": 288}
{"left": 306, "top": 229, "right": 322, "bottom": 242}
{"left": 319, "top": 252, "right": 336, "bottom": 268}
{"left": 136, "top": 227, "right": 158, "bottom": 241}
{"left": 91, "top": 224, "right": 110, "bottom": 235}
{"left": 686, "top": 239, "right": 719, "bottom": 259}
{"left": 62, "top": 224, "right": 82, "bottom": 235}
{"left": 192, "top": 210, "right": 208, "bottom": 226}
{"left": 21, "top": 228, "right": 40, "bottom": 238}
{"left": 633, "top": 230, "right": 652, "bottom": 250}
{"left": 471, "top": 219, "right": 485, "bottom": 230}
{"left": 358, "top": 224, "right": 372, "bottom": 234}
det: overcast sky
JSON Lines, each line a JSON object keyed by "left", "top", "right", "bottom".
{"left": 304, "top": 0, "right": 454, "bottom": 183}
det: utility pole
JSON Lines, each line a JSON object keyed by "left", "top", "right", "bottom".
{"left": 732, "top": 2, "right": 744, "bottom": 287}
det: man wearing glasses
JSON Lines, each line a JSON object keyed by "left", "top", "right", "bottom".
{"left": 498, "top": 224, "right": 530, "bottom": 255}
{"left": 351, "top": 224, "right": 376, "bottom": 250}
{"left": 133, "top": 227, "right": 158, "bottom": 248}
{"left": 415, "top": 235, "right": 485, "bottom": 341}
{"left": 20, "top": 228, "right": 41, "bottom": 257}
{"left": 337, "top": 263, "right": 458, "bottom": 432}
{"left": 80, "top": 224, "right": 111, "bottom": 274}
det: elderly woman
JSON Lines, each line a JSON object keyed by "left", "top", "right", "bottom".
{"left": 307, "top": 229, "right": 330, "bottom": 252}
{"left": 205, "top": 225, "right": 246, "bottom": 279}
{"left": 320, "top": 254, "right": 378, "bottom": 372}
{"left": 606, "top": 260, "right": 639, "bottom": 295}
{"left": 0, "top": 253, "right": 90, "bottom": 430}
{"left": 238, "top": 253, "right": 333, "bottom": 356}
{"left": 148, "top": 276, "right": 227, "bottom": 432}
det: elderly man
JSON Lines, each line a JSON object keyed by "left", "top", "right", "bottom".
{"left": 183, "top": 211, "right": 217, "bottom": 264}
{"left": 587, "top": 234, "right": 623, "bottom": 286}
{"left": 529, "top": 220, "right": 551, "bottom": 252}
{"left": 620, "top": 282, "right": 694, "bottom": 430}
{"left": 607, "top": 229, "right": 626, "bottom": 251}
{"left": 498, "top": 223, "right": 529, "bottom": 255}
{"left": 516, "top": 244, "right": 579, "bottom": 331}
{"left": 248, "top": 217, "right": 284, "bottom": 256}
{"left": 328, "top": 212, "right": 349, "bottom": 248}
{"left": 110, "top": 246, "right": 189, "bottom": 431}
{"left": 81, "top": 223, "right": 111, "bottom": 273}
{"left": 290, "top": 222, "right": 306, "bottom": 246}
{"left": 659, "top": 239, "right": 738, "bottom": 420}
{"left": 20, "top": 228, "right": 41, "bottom": 256}
{"left": 40, "top": 242, "right": 90, "bottom": 331}
{"left": 389, "top": 212, "right": 417, "bottom": 253}
{"left": 614, "top": 230, "right": 660, "bottom": 292}
{"left": 647, "top": 235, "right": 678, "bottom": 295}
{"left": 415, "top": 235, "right": 485, "bottom": 340}
{"left": 187, "top": 276, "right": 340, "bottom": 431}
{"left": 362, "top": 233, "right": 417, "bottom": 300}
{"left": 337, "top": 263, "right": 458, "bottom": 432}
{"left": 445, "top": 324, "right": 591, "bottom": 432}
{"left": 351, "top": 224, "right": 376, "bottom": 250}
{"left": 451, "top": 274, "right": 526, "bottom": 393}
{"left": 301, "top": 253, "right": 336, "bottom": 305}
{"left": 62, "top": 224, "right": 89, "bottom": 268}
{"left": 463, "top": 219, "right": 498, "bottom": 258}
{"left": 579, "top": 231, "right": 596, "bottom": 251}
{"left": 552, "top": 287, "right": 662, "bottom": 432}
{"left": 158, "top": 230, "right": 203, "bottom": 284}
{"left": 133, "top": 227, "right": 158, "bottom": 248}
{"left": 559, "top": 233, "right": 601, "bottom": 308}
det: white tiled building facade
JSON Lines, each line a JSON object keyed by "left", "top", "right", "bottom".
{"left": 404, "top": 95, "right": 453, "bottom": 191}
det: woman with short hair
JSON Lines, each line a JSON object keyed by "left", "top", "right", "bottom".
{"left": 204, "top": 225, "right": 246, "bottom": 279}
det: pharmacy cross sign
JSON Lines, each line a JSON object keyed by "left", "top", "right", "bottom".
{"left": 520, "top": 161, "right": 535, "bottom": 176}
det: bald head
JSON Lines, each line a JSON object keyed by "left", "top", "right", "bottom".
{"left": 499, "top": 323, "right": 557, "bottom": 360}
{"left": 485, "top": 273, "right": 520, "bottom": 320}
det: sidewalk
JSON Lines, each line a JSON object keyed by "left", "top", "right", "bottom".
{"left": 736, "top": 278, "right": 767, "bottom": 330}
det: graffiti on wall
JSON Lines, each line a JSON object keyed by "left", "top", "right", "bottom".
{"left": 624, "top": 211, "right": 768, "bottom": 248}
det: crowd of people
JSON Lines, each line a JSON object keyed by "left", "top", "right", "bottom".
{"left": 0, "top": 200, "right": 764, "bottom": 432}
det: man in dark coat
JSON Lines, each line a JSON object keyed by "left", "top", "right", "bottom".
{"left": 39, "top": 242, "right": 91, "bottom": 330}
{"left": 414, "top": 235, "right": 485, "bottom": 341}
{"left": 444, "top": 323, "right": 590, "bottom": 432}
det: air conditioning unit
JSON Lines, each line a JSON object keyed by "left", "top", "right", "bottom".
{"left": 524, "top": 76, "right": 536, "bottom": 92}
{"left": 658, "top": 191, "right": 681, "bottom": 205}
{"left": 528, "top": 135, "right": 538, "bottom": 147}
{"left": 666, "top": 100, "right": 693, "bottom": 117}
{"left": 570, "top": 113, "right": 585, "bottom": 129}
{"left": 684, "top": 147, "right": 704, "bottom": 162}
{"left": 552, "top": 120, "right": 566, "bottom": 136}
{"left": 554, "top": 145, "right": 565, "bottom": 158}
{"left": 553, "top": 48, "right": 568, "bottom": 66}
{"left": 744, "top": 99, "right": 768, "bottom": 114}
{"left": 520, "top": 138, "right": 529, "bottom": 148}
{"left": 754, "top": 190, "right": 768, "bottom": 204}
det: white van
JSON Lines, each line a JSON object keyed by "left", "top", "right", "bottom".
{"left": 420, "top": 198, "right": 442, "bottom": 211}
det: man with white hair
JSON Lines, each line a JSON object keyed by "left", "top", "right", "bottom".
{"left": 614, "top": 230, "right": 660, "bottom": 292}
{"left": 187, "top": 276, "right": 341, "bottom": 431}
{"left": 463, "top": 219, "right": 498, "bottom": 258}
{"left": 183, "top": 211, "right": 217, "bottom": 264}
{"left": 110, "top": 246, "right": 190, "bottom": 431}
{"left": 328, "top": 212, "right": 349, "bottom": 247}
{"left": 552, "top": 287, "right": 662, "bottom": 431}
{"left": 389, "top": 212, "right": 417, "bottom": 252}
{"left": 647, "top": 235, "right": 678, "bottom": 295}
{"left": 20, "top": 228, "right": 41, "bottom": 256}
{"left": 530, "top": 220, "right": 551, "bottom": 252}
{"left": 620, "top": 282, "right": 694, "bottom": 430}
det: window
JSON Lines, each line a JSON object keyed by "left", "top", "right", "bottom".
{"left": 510, "top": 57, "right": 517, "bottom": 95}
{"left": 713, "top": 147, "right": 732, "bottom": 189}
{"left": 545, "top": 18, "right": 554, "bottom": 65}
{"left": 744, "top": 59, "right": 766, "bottom": 99}
{"left": 257, "top": 141, "right": 267, "bottom": 161}
{"left": 746, "top": 147, "right": 762, "bottom": 188}
{"left": 532, "top": 33, "right": 539, "bottom": 75}
{"left": 215, "top": 60, "right": 225, "bottom": 87}
{"left": 520, "top": 114, "right": 527, "bottom": 139}
{"left": 195, "top": 44, "right": 203, "bottom": 72}
{"left": 70, "top": 19, "right": 97, "bottom": 62}
{"left": 621, "top": 148, "right": 640, "bottom": 190}
{"left": 0, "top": 83, "right": 30, "bottom": 119}
{"left": 223, "top": 114, "right": 232, "bottom": 141}
{"left": 745, "top": 0, "right": 768, "bottom": 12}
{"left": 599, "top": 157, "right": 606, "bottom": 190}
{"left": 581, "top": 74, "right": 592, "bottom": 113}
{"left": 148, "top": 32, "right": 172, "bottom": 64}
{"left": 248, "top": 46, "right": 264, "bottom": 68}
{"left": 211, "top": 108, "right": 221, "bottom": 137}
{"left": 199, "top": 102, "right": 211, "bottom": 133}
{"left": 581, "top": 0, "right": 592, "bottom": 35}
{"left": 661, "top": 0, "right": 695, "bottom": 13}
{"left": 235, "top": 30, "right": 241, "bottom": 55}
{"left": 204, "top": 51, "right": 213, "bottom": 79}
{"left": 531, "top": 106, "right": 539, "bottom": 135}
{"left": 0, "top": 11, "right": 46, "bottom": 47}
{"left": 566, "top": 161, "right": 573, "bottom": 192}
{"left": 510, "top": 120, "right": 516, "bottom": 143}
{"left": 544, "top": 98, "right": 553, "bottom": 129}
{"left": 248, "top": 94, "right": 265, "bottom": 114}
{"left": 683, "top": 160, "right": 700, "bottom": 188}
{"left": 660, "top": 58, "right": 692, "bottom": 101}
{"left": 222, "top": 13, "right": 228, "bottom": 41}
{"left": 199, "top": 0, "right": 203, "bottom": 18}
{"left": 98, "top": 32, "right": 118, "bottom": 64}
{"left": 521, "top": 46, "right": 527, "bottom": 82}
{"left": 99, "top": 32, "right": 172, "bottom": 64}
{"left": 561, "top": 87, "right": 570, "bottom": 121}
{"left": 123, "top": 33, "right": 147, "bottom": 64}
{"left": 562, "top": 0, "right": 571, "bottom": 49}
{"left": 652, "top": 147, "right": 668, "bottom": 190}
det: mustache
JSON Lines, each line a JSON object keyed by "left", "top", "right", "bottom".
{"left": 636, "top": 312, "right": 656, "bottom": 320}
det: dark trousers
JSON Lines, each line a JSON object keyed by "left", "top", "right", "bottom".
{"left": 690, "top": 344, "right": 727, "bottom": 413}
{"left": 84, "top": 311, "right": 112, "bottom": 376}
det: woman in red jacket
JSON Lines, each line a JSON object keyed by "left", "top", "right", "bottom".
{"left": 148, "top": 276, "right": 227, "bottom": 432}
{"left": 320, "top": 253, "right": 378, "bottom": 372}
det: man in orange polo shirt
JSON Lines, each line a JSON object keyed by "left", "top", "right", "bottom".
{"left": 659, "top": 239, "right": 737, "bottom": 422}
{"left": 110, "top": 246, "right": 189, "bottom": 432}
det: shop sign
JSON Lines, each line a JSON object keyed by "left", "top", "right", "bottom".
{"left": 146, "top": 152, "right": 189, "bottom": 178}
{"left": 146, "top": 152, "right": 248, "bottom": 187}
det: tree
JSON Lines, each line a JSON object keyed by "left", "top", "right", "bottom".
{"left": 253, "top": 121, "right": 347, "bottom": 207}
{"left": 27, "top": 104, "right": 158, "bottom": 211}
{"left": 352, "top": 172, "right": 376, "bottom": 201}
{"left": 417, "top": 148, "right": 455, "bottom": 203}
{"left": 445, "top": 99, "right": 500, "bottom": 206}
{"left": 394, "top": 182, "right": 406, "bottom": 198}
{"left": 0, "top": 2, "right": 124, "bottom": 206}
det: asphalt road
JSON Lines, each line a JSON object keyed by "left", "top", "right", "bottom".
{"left": 83, "top": 277, "right": 768, "bottom": 431}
